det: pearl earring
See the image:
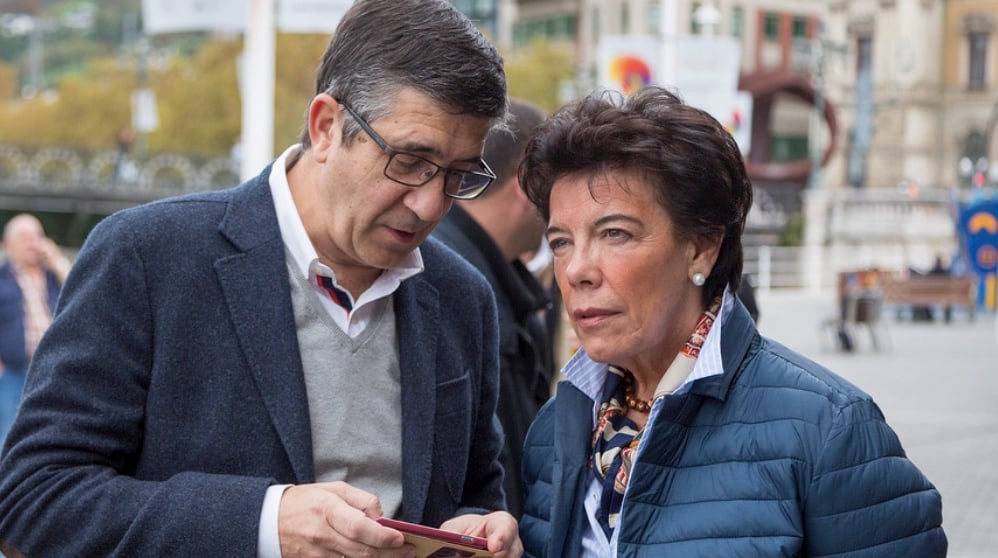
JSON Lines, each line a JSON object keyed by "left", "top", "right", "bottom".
{"left": 692, "top": 272, "right": 706, "bottom": 286}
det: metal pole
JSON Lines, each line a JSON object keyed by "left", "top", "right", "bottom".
{"left": 25, "top": 19, "right": 43, "bottom": 96}
{"left": 240, "top": 0, "right": 276, "bottom": 183}
{"left": 809, "top": 34, "right": 825, "bottom": 190}
{"left": 659, "top": 0, "right": 680, "bottom": 88}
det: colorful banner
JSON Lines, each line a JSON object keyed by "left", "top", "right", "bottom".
{"left": 598, "top": 34, "right": 749, "bottom": 153}
{"left": 960, "top": 199, "right": 998, "bottom": 275}
{"left": 597, "top": 35, "right": 659, "bottom": 95}
{"left": 958, "top": 198, "right": 998, "bottom": 310}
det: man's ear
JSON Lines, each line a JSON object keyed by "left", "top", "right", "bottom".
{"left": 307, "top": 93, "right": 342, "bottom": 161}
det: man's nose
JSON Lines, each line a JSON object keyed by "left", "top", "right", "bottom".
{"left": 403, "top": 175, "right": 452, "bottom": 223}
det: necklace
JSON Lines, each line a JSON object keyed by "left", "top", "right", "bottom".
{"left": 622, "top": 372, "right": 653, "bottom": 413}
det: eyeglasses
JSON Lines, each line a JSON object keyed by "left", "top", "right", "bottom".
{"left": 340, "top": 101, "right": 495, "bottom": 200}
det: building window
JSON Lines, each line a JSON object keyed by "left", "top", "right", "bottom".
{"left": 731, "top": 6, "right": 744, "bottom": 38}
{"left": 856, "top": 36, "right": 872, "bottom": 76}
{"left": 962, "top": 13, "right": 995, "bottom": 91}
{"left": 452, "top": 0, "right": 496, "bottom": 38}
{"left": 763, "top": 12, "right": 780, "bottom": 41}
{"left": 969, "top": 32, "right": 989, "bottom": 90}
{"left": 514, "top": 15, "right": 577, "bottom": 48}
{"left": 792, "top": 16, "right": 808, "bottom": 39}
{"left": 771, "top": 135, "right": 809, "bottom": 162}
{"left": 552, "top": 16, "right": 575, "bottom": 41}
{"left": 648, "top": 0, "right": 660, "bottom": 34}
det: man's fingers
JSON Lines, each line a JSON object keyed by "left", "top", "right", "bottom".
{"left": 323, "top": 481, "right": 385, "bottom": 519}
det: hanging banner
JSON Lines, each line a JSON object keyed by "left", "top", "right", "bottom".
{"left": 597, "top": 35, "right": 659, "bottom": 95}
{"left": 278, "top": 0, "right": 351, "bottom": 33}
{"left": 958, "top": 198, "right": 998, "bottom": 310}
{"left": 599, "top": 34, "right": 748, "bottom": 152}
{"left": 141, "top": 0, "right": 245, "bottom": 34}
{"left": 130, "top": 88, "right": 159, "bottom": 133}
{"left": 142, "top": 0, "right": 348, "bottom": 35}
{"left": 960, "top": 200, "right": 998, "bottom": 275}
{"left": 674, "top": 35, "right": 741, "bottom": 129}
{"left": 729, "top": 90, "right": 753, "bottom": 155}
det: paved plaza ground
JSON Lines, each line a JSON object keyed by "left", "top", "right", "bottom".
{"left": 756, "top": 289, "right": 998, "bottom": 558}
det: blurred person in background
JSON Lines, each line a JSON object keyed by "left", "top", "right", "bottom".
{"left": 433, "top": 98, "right": 554, "bottom": 518}
{"left": 0, "top": 1, "right": 522, "bottom": 556}
{"left": 0, "top": 214, "right": 70, "bottom": 445}
{"left": 517, "top": 87, "right": 945, "bottom": 557}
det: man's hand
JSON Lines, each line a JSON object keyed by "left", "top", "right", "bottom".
{"left": 278, "top": 481, "right": 413, "bottom": 558}
{"left": 38, "top": 238, "right": 71, "bottom": 283}
{"left": 440, "top": 511, "right": 522, "bottom": 558}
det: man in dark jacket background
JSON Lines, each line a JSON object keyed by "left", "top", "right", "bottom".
{"left": 433, "top": 98, "right": 554, "bottom": 517}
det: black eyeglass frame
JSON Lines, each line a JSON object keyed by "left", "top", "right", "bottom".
{"left": 340, "top": 101, "right": 496, "bottom": 200}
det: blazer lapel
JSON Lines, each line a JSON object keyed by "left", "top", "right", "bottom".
{"left": 395, "top": 275, "right": 440, "bottom": 521}
{"left": 215, "top": 171, "right": 315, "bottom": 483}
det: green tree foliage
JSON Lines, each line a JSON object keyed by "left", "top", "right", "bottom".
{"left": 0, "top": 56, "right": 132, "bottom": 149}
{"left": 503, "top": 40, "right": 575, "bottom": 113}
{"left": 146, "top": 37, "right": 241, "bottom": 156}
{"left": 0, "top": 31, "right": 332, "bottom": 158}
{"left": 274, "top": 32, "right": 328, "bottom": 149}
{"left": 0, "top": 4, "right": 577, "bottom": 161}
{"left": 0, "top": 62, "right": 16, "bottom": 98}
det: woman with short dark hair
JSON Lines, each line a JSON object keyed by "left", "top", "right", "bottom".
{"left": 518, "top": 86, "right": 946, "bottom": 557}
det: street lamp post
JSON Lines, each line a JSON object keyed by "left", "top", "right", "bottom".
{"left": 693, "top": 1, "right": 721, "bottom": 37}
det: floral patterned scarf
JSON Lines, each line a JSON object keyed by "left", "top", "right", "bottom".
{"left": 589, "top": 297, "right": 721, "bottom": 537}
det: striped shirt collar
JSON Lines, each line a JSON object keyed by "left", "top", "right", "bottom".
{"left": 269, "top": 145, "right": 423, "bottom": 337}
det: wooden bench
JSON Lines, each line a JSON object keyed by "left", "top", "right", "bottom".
{"left": 878, "top": 273, "right": 976, "bottom": 322}
{"left": 821, "top": 270, "right": 977, "bottom": 352}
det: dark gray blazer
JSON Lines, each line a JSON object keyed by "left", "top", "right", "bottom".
{"left": 0, "top": 165, "right": 505, "bottom": 557}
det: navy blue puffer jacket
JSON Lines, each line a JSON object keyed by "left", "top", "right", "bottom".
{"left": 520, "top": 300, "right": 946, "bottom": 557}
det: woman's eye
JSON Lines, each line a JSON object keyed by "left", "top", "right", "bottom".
{"left": 604, "top": 228, "right": 630, "bottom": 240}
{"left": 548, "top": 238, "right": 569, "bottom": 251}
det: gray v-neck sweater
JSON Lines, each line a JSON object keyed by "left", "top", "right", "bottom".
{"left": 287, "top": 260, "right": 404, "bottom": 517}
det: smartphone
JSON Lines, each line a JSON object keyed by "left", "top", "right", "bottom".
{"left": 375, "top": 517, "right": 493, "bottom": 558}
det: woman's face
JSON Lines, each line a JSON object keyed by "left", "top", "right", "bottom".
{"left": 547, "top": 170, "right": 717, "bottom": 374}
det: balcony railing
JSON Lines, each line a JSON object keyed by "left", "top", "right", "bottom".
{"left": 0, "top": 143, "right": 240, "bottom": 213}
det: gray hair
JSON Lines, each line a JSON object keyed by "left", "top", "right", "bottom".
{"left": 299, "top": 0, "right": 508, "bottom": 148}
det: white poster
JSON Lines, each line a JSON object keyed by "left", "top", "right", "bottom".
{"left": 278, "top": 0, "right": 352, "bottom": 33}
{"left": 141, "top": 0, "right": 246, "bottom": 34}
{"left": 131, "top": 88, "right": 159, "bottom": 133}
{"left": 730, "top": 90, "right": 753, "bottom": 154}
{"left": 673, "top": 35, "right": 741, "bottom": 127}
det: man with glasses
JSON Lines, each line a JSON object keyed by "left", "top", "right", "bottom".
{"left": 0, "top": 1, "right": 520, "bottom": 557}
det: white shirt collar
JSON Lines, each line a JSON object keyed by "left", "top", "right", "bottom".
{"left": 268, "top": 145, "right": 424, "bottom": 335}
{"left": 269, "top": 144, "right": 424, "bottom": 284}
{"left": 563, "top": 286, "right": 734, "bottom": 427}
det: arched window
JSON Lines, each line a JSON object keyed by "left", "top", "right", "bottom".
{"left": 962, "top": 13, "right": 995, "bottom": 91}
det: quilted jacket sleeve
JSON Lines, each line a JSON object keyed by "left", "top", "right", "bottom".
{"left": 804, "top": 398, "right": 947, "bottom": 556}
